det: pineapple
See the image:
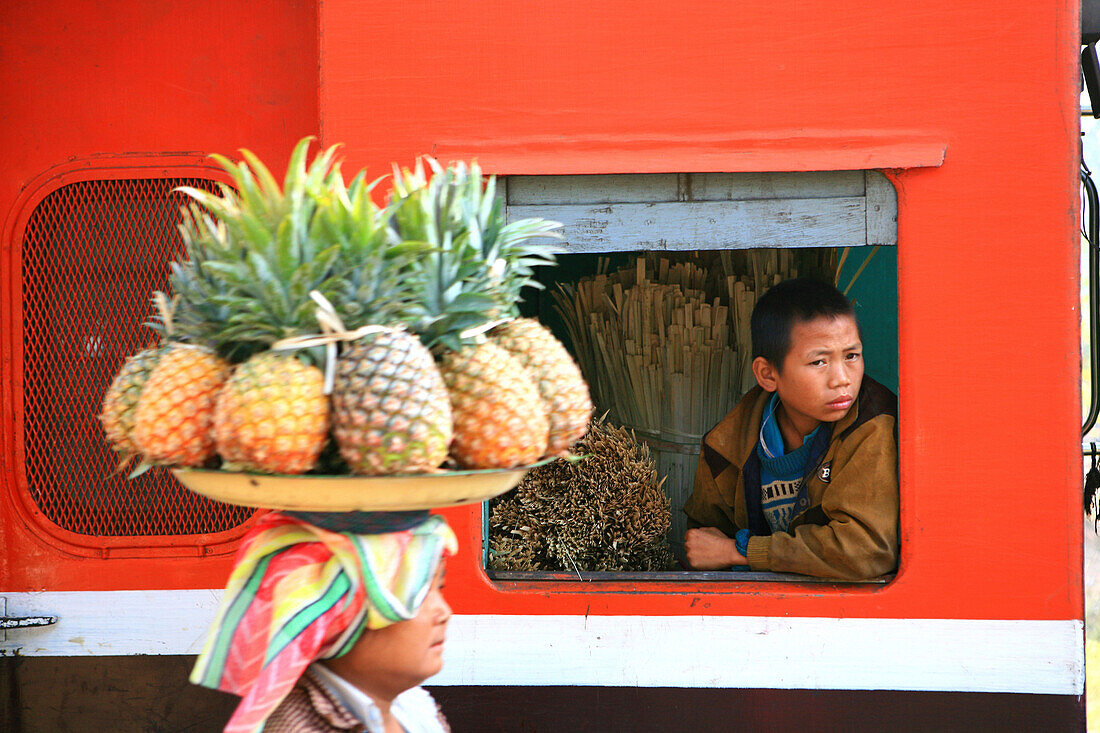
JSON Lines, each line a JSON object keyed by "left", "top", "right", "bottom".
{"left": 439, "top": 341, "right": 548, "bottom": 469}
{"left": 490, "top": 318, "right": 591, "bottom": 456}
{"left": 118, "top": 291, "right": 231, "bottom": 468}
{"left": 322, "top": 167, "right": 453, "bottom": 475}
{"left": 390, "top": 159, "right": 563, "bottom": 469}
{"left": 331, "top": 328, "right": 452, "bottom": 474}
{"left": 479, "top": 178, "right": 592, "bottom": 455}
{"left": 100, "top": 346, "right": 162, "bottom": 459}
{"left": 170, "top": 137, "right": 341, "bottom": 473}
{"left": 445, "top": 160, "right": 591, "bottom": 456}
{"left": 214, "top": 352, "right": 328, "bottom": 474}
{"left": 132, "top": 343, "right": 231, "bottom": 467}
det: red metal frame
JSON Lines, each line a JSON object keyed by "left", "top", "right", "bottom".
{"left": 2, "top": 155, "right": 257, "bottom": 559}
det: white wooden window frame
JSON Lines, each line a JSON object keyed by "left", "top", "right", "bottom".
{"left": 503, "top": 170, "right": 897, "bottom": 251}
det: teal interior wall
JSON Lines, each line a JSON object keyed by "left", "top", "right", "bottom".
{"left": 528, "top": 245, "right": 899, "bottom": 397}
{"left": 837, "top": 246, "right": 899, "bottom": 395}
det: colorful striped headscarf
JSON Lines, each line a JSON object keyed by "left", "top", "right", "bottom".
{"left": 191, "top": 512, "right": 458, "bottom": 733}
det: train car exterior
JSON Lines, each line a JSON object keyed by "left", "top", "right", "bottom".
{"left": 0, "top": 1, "right": 1084, "bottom": 730}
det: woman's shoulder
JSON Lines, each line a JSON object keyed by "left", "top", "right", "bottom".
{"left": 263, "top": 671, "right": 364, "bottom": 732}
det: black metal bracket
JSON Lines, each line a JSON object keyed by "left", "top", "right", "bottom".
{"left": 0, "top": 617, "right": 57, "bottom": 630}
{"left": 1083, "top": 162, "right": 1100, "bottom": 437}
{"left": 1083, "top": 44, "right": 1100, "bottom": 119}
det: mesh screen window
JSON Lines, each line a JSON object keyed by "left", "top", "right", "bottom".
{"left": 20, "top": 178, "right": 252, "bottom": 537}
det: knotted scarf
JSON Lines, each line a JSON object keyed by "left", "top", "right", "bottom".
{"left": 191, "top": 511, "right": 457, "bottom": 733}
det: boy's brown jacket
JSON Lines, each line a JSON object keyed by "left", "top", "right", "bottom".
{"left": 683, "top": 376, "right": 899, "bottom": 580}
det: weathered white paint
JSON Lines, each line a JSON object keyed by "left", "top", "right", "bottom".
{"left": 689, "top": 171, "right": 866, "bottom": 202}
{"left": 508, "top": 174, "right": 681, "bottom": 205}
{"left": 506, "top": 171, "right": 868, "bottom": 205}
{"left": 865, "top": 170, "right": 898, "bottom": 246}
{"left": 504, "top": 170, "right": 898, "bottom": 253}
{"left": 1, "top": 590, "right": 222, "bottom": 656}
{"left": 509, "top": 198, "right": 868, "bottom": 253}
{"left": 0, "top": 591, "right": 1082, "bottom": 695}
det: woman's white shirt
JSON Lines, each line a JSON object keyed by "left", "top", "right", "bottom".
{"left": 308, "top": 663, "right": 446, "bottom": 733}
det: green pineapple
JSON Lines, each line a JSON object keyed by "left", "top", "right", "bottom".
{"left": 390, "top": 159, "right": 565, "bottom": 469}
{"left": 320, "top": 169, "right": 453, "bottom": 475}
{"left": 331, "top": 328, "right": 452, "bottom": 474}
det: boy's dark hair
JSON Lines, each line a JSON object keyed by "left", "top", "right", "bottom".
{"left": 750, "top": 277, "right": 857, "bottom": 371}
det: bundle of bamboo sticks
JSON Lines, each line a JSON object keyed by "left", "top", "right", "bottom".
{"left": 554, "top": 250, "right": 834, "bottom": 438}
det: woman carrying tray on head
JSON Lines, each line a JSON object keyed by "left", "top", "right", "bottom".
{"left": 191, "top": 510, "right": 457, "bottom": 733}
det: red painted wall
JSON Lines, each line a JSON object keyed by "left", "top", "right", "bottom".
{"left": 0, "top": 0, "right": 1082, "bottom": 626}
{"left": 0, "top": 1, "right": 320, "bottom": 590}
{"left": 319, "top": 0, "right": 1082, "bottom": 622}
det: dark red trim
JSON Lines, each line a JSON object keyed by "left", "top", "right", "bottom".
{"left": 428, "top": 686, "right": 1084, "bottom": 732}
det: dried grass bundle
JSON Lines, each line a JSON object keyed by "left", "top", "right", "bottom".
{"left": 488, "top": 417, "right": 676, "bottom": 572}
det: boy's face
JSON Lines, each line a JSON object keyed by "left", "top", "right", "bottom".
{"left": 753, "top": 314, "right": 864, "bottom": 437}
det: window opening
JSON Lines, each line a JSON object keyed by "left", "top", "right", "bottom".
{"left": 20, "top": 178, "right": 254, "bottom": 538}
{"left": 483, "top": 172, "right": 898, "bottom": 583}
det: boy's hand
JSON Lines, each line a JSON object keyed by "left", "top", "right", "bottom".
{"left": 684, "top": 527, "right": 748, "bottom": 569}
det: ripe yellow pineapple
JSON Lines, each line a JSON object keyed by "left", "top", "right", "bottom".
{"left": 214, "top": 352, "right": 328, "bottom": 474}
{"left": 490, "top": 318, "right": 591, "bottom": 456}
{"left": 440, "top": 341, "right": 547, "bottom": 468}
{"left": 132, "top": 344, "right": 231, "bottom": 466}
{"left": 100, "top": 347, "right": 162, "bottom": 459}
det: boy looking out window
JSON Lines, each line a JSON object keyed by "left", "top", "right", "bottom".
{"left": 683, "top": 278, "right": 899, "bottom": 580}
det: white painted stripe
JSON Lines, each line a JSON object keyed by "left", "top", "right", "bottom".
{"left": 437, "top": 615, "right": 1084, "bottom": 695}
{"left": 0, "top": 591, "right": 1083, "bottom": 695}
{"left": 1, "top": 590, "right": 222, "bottom": 656}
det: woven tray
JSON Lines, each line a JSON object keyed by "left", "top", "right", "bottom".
{"left": 172, "top": 461, "right": 551, "bottom": 512}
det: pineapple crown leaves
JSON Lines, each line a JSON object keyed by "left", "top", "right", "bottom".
{"left": 169, "top": 137, "right": 350, "bottom": 360}
{"left": 450, "top": 161, "right": 563, "bottom": 311}
{"left": 144, "top": 291, "right": 180, "bottom": 341}
{"left": 388, "top": 158, "right": 563, "bottom": 352}
{"left": 312, "top": 169, "right": 430, "bottom": 329}
{"left": 154, "top": 204, "right": 237, "bottom": 349}
{"left": 177, "top": 137, "right": 341, "bottom": 286}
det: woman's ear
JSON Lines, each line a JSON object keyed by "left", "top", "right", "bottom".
{"left": 752, "top": 356, "right": 780, "bottom": 392}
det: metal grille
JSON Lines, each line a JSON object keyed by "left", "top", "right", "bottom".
{"left": 21, "top": 178, "right": 252, "bottom": 537}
